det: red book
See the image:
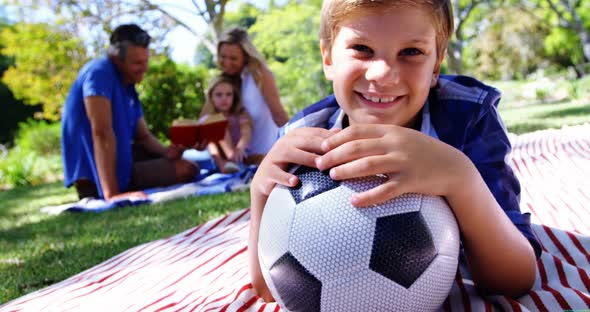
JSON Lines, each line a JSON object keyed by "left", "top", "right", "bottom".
{"left": 170, "top": 114, "right": 228, "bottom": 147}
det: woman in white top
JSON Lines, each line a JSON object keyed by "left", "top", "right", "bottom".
{"left": 217, "top": 27, "right": 289, "bottom": 164}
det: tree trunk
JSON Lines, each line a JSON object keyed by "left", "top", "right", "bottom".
{"left": 446, "top": 40, "right": 463, "bottom": 75}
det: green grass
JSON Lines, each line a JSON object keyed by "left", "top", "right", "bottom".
{"left": 499, "top": 98, "right": 590, "bottom": 134}
{"left": 0, "top": 181, "right": 249, "bottom": 303}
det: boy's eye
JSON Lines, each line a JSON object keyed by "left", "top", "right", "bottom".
{"left": 351, "top": 44, "right": 373, "bottom": 55}
{"left": 400, "top": 48, "right": 423, "bottom": 56}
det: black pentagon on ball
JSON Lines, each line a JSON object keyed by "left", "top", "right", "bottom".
{"left": 369, "top": 211, "right": 437, "bottom": 288}
{"left": 270, "top": 252, "right": 322, "bottom": 312}
{"left": 289, "top": 166, "right": 340, "bottom": 204}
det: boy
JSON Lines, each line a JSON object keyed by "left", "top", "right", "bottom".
{"left": 249, "top": 0, "right": 541, "bottom": 302}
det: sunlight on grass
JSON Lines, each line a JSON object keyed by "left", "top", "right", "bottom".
{"left": 499, "top": 99, "right": 590, "bottom": 134}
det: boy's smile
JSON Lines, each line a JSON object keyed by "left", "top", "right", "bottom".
{"left": 321, "top": 6, "right": 443, "bottom": 128}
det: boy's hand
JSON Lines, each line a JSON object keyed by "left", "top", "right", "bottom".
{"left": 249, "top": 127, "right": 335, "bottom": 302}
{"left": 315, "top": 124, "right": 467, "bottom": 207}
{"left": 251, "top": 127, "right": 336, "bottom": 198}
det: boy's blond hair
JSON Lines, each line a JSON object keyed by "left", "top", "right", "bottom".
{"left": 320, "top": 0, "right": 454, "bottom": 61}
{"left": 217, "top": 27, "right": 267, "bottom": 89}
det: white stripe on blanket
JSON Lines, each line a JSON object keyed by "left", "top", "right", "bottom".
{"left": 3, "top": 124, "right": 590, "bottom": 311}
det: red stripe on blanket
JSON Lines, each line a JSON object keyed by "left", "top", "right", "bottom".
{"left": 567, "top": 231, "right": 590, "bottom": 265}
{"left": 455, "top": 270, "right": 471, "bottom": 312}
{"left": 3, "top": 125, "right": 590, "bottom": 312}
{"left": 537, "top": 255, "right": 572, "bottom": 310}
{"left": 528, "top": 290, "right": 550, "bottom": 312}
{"left": 543, "top": 225, "right": 576, "bottom": 265}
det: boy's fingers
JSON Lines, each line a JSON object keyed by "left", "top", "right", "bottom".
{"left": 316, "top": 139, "right": 387, "bottom": 171}
{"left": 255, "top": 165, "right": 298, "bottom": 197}
{"left": 328, "top": 155, "right": 398, "bottom": 180}
{"left": 321, "top": 125, "right": 383, "bottom": 152}
{"left": 350, "top": 179, "right": 404, "bottom": 208}
{"left": 269, "top": 168, "right": 298, "bottom": 188}
{"left": 286, "top": 149, "right": 322, "bottom": 169}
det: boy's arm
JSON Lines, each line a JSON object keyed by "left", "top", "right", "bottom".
{"left": 316, "top": 122, "right": 536, "bottom": 297}
{"left": 248, "top": 127, "right": 334, "bottom": 301}
{"left": 444, "top": 153, "right": 537, "bottom": 297}
{"left": 452, "top": 105, "right": 538, "bottom": 296}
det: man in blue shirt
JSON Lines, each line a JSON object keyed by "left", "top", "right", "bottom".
{"left": 61, "top": 24, "right": 202, "bottom": 201}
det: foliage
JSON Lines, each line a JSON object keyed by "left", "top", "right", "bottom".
{"left": 250, "top": 1, "right": 331, "bottom": 116}
{"left": 517, "top": 0, "right": 590, "bottom": 74}
{"left": 464, "top": 7, "right": 549, "bottom": 80}
{"left": 0, "top": 120, "right": 62, "bottom": 188}
{"left": 6, "top": 0, "right": 228, "bottom": 58}
{"left": 0, "top": 182, "right": 249, "bottom": 302}
{"left": 223, "top": 2, "right": 263, "bottom": 30}
{"left": 138, "top": 56, "right": 210, "bottom": 141}
{"left": 13, "top": 120, "right": 61, "bottom": 156}
{"left": 545, "top": 27, "right": 584, "bottom": 67}
{"left": 193, "top": 2, "right": 265, "bottom": 70}
{"left": 0, "top": 23, "right": 42, "bottom": 144}
{"left": 447, "top": 0, "right": 497, "bottom": 74}
{"left": 0, "top": 147, "right": 39, "bottom": 187}
{"left": 0, "top": 23, "right": 88, "bottom": 120}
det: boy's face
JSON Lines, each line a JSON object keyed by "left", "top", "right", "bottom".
{"left": 321, "top": 6, "right": 443, "bottom": 127}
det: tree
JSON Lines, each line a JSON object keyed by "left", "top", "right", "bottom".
{"left": 249, "top": 1, "right": 331, "bottom": 115}
{"left": 7, "top": 0, "right": 229, "bottom": 57}
{"left": 138, "top": 56, "right": 210, "bottom": 141}
{"left": 0, "top": 7, "right": 42, "bottom": 144}
{"left": 0, "top": 23, "right": 88, "bottom": 120}
{"left": 463, "top": 6, "right": 549, "bottom": 79}
{"left": 447, "top": 0, "right": 489, "bottom": 74}
{"left": 193, "top": 2, "right": 264, "bottom": 69}
{"left": 519, "top": 0, "right": 590, "bottom": 74}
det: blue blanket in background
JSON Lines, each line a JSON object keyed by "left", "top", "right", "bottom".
{"left": 41, "top": 165, "right": 257, "bottom": 215}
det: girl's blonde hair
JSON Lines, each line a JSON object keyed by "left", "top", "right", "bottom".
{"left": 320, "top": 0, "right": 454, "bottom": 61}
{"left": 201, "top": 75, "right": 245, "bottom": 117}
{"left": 217, "top": 27, "right": 267, "bottom": 88}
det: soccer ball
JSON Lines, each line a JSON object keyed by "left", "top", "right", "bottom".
{"left": 258, "top": 166, "right": 460, "bottom": 312}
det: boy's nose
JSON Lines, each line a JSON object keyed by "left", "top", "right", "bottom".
{"left": 365, "top": 60, "right": 399, "bottom": 86}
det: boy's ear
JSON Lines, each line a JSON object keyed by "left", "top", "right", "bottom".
{"left": 320, "top": 40, "right": 334, "bottom": 81}
{"left": 431, "top": 49, "right": 447, "bottom": 87}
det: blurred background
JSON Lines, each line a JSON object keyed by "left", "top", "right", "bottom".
{"left": 0, "top": 0, "right": 589, "bottom": 189}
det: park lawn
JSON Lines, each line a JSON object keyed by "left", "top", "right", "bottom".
{"left": 0, "top": 87, "right": 588, "bottom": 304}
{"left": 0, "top": 181, "right": 249, "bottom": 303}
{"left": 499, "top": 98, "right": 590, "bottom": 134}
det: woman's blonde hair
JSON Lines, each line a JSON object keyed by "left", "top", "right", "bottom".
{"left": 201, "top": 75, "right": 245, "bottom": 117}
{"left": 217, "top": 27, "right": 267, "bottom": 88}
{"left": 320, "top": 0, "right": 454, "bottom": 61}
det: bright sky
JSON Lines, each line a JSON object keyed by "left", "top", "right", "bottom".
{"left": 152, "top": 0, "right": 274, "bottom": 65}
{"left": 5, "top": 0, "right": 274, "bottom": 65}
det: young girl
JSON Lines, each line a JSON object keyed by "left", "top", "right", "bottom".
{"left": 200, "top": 75, "right": 254, "bottom": 173}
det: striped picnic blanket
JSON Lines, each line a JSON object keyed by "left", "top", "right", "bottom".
{"left": 2, "top": 124, "right": 590, "bottom": 311}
